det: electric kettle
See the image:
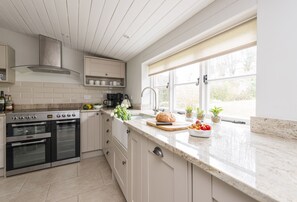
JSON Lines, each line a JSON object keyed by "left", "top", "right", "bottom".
{"left": 121, "top": 94, "right": 132, "bottom": 108}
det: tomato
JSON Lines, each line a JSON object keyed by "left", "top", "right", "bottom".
{"left": 195, "top": 120, "right": 201, "bottom": 125}
{"left": 205, "top": 125, "right": 211, "bottom": 130}
{"left": 200, "top": 125, "right": 206, "bottom": 130}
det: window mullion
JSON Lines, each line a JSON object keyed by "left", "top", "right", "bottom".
{"left": 169, "top": 70, "right": 174, "bottom": 112}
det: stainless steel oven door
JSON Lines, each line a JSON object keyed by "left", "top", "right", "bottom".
{"left": 6, "top": 136, "right": 51, "bottom": 176}
{"left": 52, "top": 119, "right": 80, "bottom": 165}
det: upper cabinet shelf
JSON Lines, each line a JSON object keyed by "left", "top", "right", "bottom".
{"left": 0, "top": 44, "right": 15, "bottom": 83}
{"left": 84, "top": 56, "right": 126, "bottom": 87}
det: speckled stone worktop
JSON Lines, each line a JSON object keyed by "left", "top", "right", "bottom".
{"left": 124, "top": 118, "right": 297, "bottom": 202}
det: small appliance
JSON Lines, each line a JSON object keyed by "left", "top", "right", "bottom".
{"left": 103, "top": 93, "right": 123, "bottom": 108}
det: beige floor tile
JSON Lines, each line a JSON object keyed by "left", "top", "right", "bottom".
{"left": 0, "top": 175, "right": 27, "bottom": 197}
{"left": 46, "top": 173, "right": 104, "bottom": 201}
{"left": 22, "top": 163, "right": 78, "bottom": 191}
{"left": 0, "top": 184, "right": 49, "bottom": 202}
{"left": 78, "top": 157, "right": 103, "bottom": 177}
{"left": 79, "top": 184, "right": 126, "bottom": 202}
{"left": 56, "top": 196, "right": 78, "bottom": 202}
{"left": 98, "top": 160, "right": 114, "bottom": 185}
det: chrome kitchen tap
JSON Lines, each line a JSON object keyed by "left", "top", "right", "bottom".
{"left": 141, "top": 87, "right": 158, "bottom": 115}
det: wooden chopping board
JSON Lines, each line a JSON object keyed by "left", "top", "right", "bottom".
{"left": 146, "top": 119, "right": 191, "bottom": 131}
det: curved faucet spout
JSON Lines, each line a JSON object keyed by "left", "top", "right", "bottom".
{"left": 141, "top": 87, "right": 158, "bottom": 115}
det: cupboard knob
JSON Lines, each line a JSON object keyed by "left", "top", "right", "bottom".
{"left": 106, "top": 129, "right": 109, "bottom": 133}
{"left": 106, "top": 140, "right": 109, "bottom": 144}
{"left": 153, "top": 147, "right": 163, "bottom": 157}
{"left": 122, "top": 161, "right": 126, "bottom": 165}
{"left": 105, "top": 73, "right": 108, "bottom": 76}
{"left": 96, "top": 113, "right": 99, "bottom": 115}
{"left": 126, "top": 129, "right": 130, "bottom": 134}
{"left": 106, "top": 151, "right": 109, "bottom": 155}
{"left": 106, "top": 119, "right": 109, "bottom": 122}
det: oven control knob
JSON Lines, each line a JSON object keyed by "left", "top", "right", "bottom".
{"left": 25, "top": 116, "right": 30, "bottom": 119}
{"left": 56, "top": 114, "right": 61, "bottom": 118}
{"left": 12, "top": 117, "right": 17, "bottom": 120}
{"left": 72, "top": 113, "right": 76, "bottom": 117}
{"left": 62, "top": 114, "right": 66, "bottom": 118}
{"left": 19, "top": 116, "right": 24, "bottom": 120}
{"left": 32, "top": 115, "right": 37, "bottom": 119}
{"left": 67, "top": 114, "right": 71, "bottom": 117}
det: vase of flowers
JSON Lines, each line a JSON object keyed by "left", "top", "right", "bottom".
{"left": 210, "top": 106, "right": 223, "bottom": 123}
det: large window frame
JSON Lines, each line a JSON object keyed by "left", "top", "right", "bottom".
{"left": 150, "top": 46, "right": 257, "bottom": 123}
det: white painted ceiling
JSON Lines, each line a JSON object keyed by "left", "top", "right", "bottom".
{"left": 0, "top": 0, "right": 213, "bottom": 61}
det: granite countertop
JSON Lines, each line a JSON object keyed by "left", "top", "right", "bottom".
{"left": 124, "top": 118, "right": 297, "bottom": 202}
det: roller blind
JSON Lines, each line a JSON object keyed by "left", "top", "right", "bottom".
{"left": 148, "top": 18, "right": 257, "bottom": 76}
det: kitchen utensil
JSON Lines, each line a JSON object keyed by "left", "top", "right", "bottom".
{"left": 89, "top": 80, "right": 94, "bottom": 85}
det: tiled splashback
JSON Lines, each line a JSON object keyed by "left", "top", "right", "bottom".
{"left": 0, "top": 81, "right": 123, "bottom": 105}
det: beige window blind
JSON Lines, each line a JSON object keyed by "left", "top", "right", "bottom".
{"left": 148, "top": 18, "right": 257, "bottom": 76}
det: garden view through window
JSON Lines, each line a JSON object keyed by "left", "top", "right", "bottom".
{"left": 151, "top": 46, "right": 257, "bottom": 121}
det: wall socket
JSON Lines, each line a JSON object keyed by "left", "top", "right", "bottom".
{"left": 84, "top": 95, "right": 91, "bottom": 100}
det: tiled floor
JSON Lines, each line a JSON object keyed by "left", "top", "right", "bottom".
{"left": 0, "top": 156, "right": 126, "bottom": 202}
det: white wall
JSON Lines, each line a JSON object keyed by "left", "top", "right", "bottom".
{"left": 0, "top": 27, "right": 84, "bottom": 84}
{"left": 256, "top": 0, "right": 297, "bottom": 121}
{"left": 126, "top": 0, "right": 257, "bottom": 107}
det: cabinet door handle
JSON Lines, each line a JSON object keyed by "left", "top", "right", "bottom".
{"left": 126, "top": 129, "right": 130, "bottom": 134}
{"left": 106, "top": 119, "right": 109, "bottom": 122}
{"left": 106, "top": 129, "right": 109, "bottom": 133}
{"left": 106, "top": 140, "right": 109, "bottom": 144}
{"left": 153, "top": 147, "right": 163, "bottom": 157}
{"left": 106, "top": 151, "right": 109, "bottom": 155}
{"left": 105, "top": 73, "right": 108, "bottom": 76}
{"left": 122, "top": 161, "right": 126, "bottom": 165}
{"left": 96, "top": 113, "right": 99, "bottom": 115}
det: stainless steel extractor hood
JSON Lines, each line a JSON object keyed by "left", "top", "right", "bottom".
{"left": 12, "top": 35, "right": 79, "bottom": 76}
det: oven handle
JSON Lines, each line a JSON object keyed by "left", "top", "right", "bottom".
{"left": 11, "top": 122, "right": 47, "bottom": 127}
{"left": 11, "top": 139, "right": 47, "bottom": 147}
{"left": 56, "top": 120, "right": 76, "bottom": 124}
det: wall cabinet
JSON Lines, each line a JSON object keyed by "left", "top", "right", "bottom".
{"left": 84, "top": 56, "right": 125, "bottom": 87}
{"left": 128, "top": 129, "right": 190, "bottom": 202}
{"left": 0, "top": 44, "right": 15, "bottom": 83}
{"left": 80, "top": 111, "right": 101, "bottom": 153}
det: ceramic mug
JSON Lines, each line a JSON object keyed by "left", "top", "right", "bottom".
{"left": 110, "top": 81, "right": 113, "bottom": 86}
{"left": 95, "top": 80, "right": 100, "bottom": 86}
{"left": 89, "top": 80, "right": 94, "bottom": 85}
{"left": 113, "top": 81, "right": 117, "bottom": 86}
{"left": 101, "top": 80, "right": 106, "bottom": 85}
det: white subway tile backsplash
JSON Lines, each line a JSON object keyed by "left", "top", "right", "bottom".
{"left": 1, "top": 81, "right": 123, "bottom": 105}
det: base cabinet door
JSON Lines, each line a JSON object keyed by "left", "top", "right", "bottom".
{"left": 212, "top": 177, "right": 258, "bottom": 202}
{"left": 192, "top": 165, "right": 212, "bottom": 202}
{"left": 113, "top": 144, "right": 128, "bottom": 199}
{"left": 128, "top": 130, "right": 147, "bottom": 202}
{"left": 143, "top": 140, "right": 189, "bottom": 202}
{"left": 80, "top": 112, "right": 101, "bottom": 153}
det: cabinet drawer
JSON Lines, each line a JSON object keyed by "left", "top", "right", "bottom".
{"left": 113, "top": 144, "right": 128, "bottom": 199}
{"left": 212, "top": 177, "right": 258, "bottom": 202}
{"left": 103, "top": 147, "right": 113, "bottom": 168}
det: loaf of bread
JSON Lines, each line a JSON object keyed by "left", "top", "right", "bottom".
{"left": 155, "top": 112, "right": 176, "bottom": 122}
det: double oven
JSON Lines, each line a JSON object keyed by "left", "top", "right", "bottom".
{"left": 6, "top": 109, "right": 80, "bottom": 176}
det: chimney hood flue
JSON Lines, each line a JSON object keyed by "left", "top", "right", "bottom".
{"left": 12, "top": 35, "right": 79, "bottom": 76}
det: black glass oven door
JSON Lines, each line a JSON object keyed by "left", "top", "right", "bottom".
{"left": 52, "top": 119, "right": 80, "bottom": 162}
{"left": 6, "top": 138, "right": 51, "bottom": 171}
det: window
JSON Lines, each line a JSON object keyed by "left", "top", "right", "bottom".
{"left": 150, "top": 46, "right": 257, "bottom": 121}
{"left": 152, "top": 71, "right": 169, "bottom": 110}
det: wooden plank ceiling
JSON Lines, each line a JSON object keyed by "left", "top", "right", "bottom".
{"left": 0, "top": 0, "right": 214, "bottom": 61}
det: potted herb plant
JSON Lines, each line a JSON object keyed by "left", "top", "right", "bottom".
{"left": 196, "top": 107, "right": 205, "bottom": 121}
{"left": 210, "top": 106, "right": 223, "bottom": 123}
{"left": 185, "top": 106, "right": 193, "bottom": 121}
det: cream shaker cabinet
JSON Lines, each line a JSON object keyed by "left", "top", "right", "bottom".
{"left": 102, "top": 113, "right": 113, "bottom": 168}
{"left": 128, "top": 129, "right": 190, "bottom": 202}
{"left": 192, "top": 165, "right": 212, "bottom": 202}
{"left": 80, "top": 111, "right": 101, "bottom": 153}
{"left": 0, "top": 116, "right": 5, "bottom": 175}
{"left": 0, "top": 44, "right": 15, "bottom": 83}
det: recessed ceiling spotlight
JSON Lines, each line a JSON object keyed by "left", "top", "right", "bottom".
{"left": 123, "top": 34, "right": 130, "bottom": 39}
